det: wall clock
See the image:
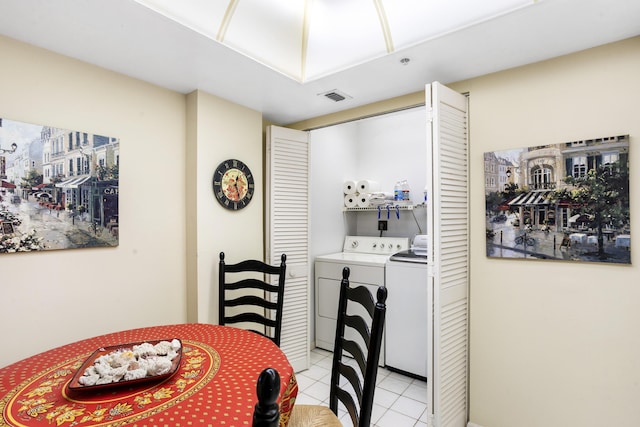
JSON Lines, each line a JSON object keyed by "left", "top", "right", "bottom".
{"left": 212, "top": 159, "right": 255, "bottom": 210}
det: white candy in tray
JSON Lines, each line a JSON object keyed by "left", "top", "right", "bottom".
{"left": 76, "top": 339, "right": 182, "bottom": 388}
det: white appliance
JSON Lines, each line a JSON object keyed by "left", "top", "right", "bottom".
{"left": 385, "top": 234, "right": 430, "bottom": 380}
{"left": 314, "top": 235, "right": 409, "bottom": 364}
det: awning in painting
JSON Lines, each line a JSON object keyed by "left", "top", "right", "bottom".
{"left": 507, "top": 190, "right": 553, "bottom": 207}
{"left": 55, "top": 176, "right": 92, "bottom": 189}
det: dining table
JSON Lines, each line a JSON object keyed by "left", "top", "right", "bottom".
{"left": 0, "top": 323, "right": 297, "bottom": 427}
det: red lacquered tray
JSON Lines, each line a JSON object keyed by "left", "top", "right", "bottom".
{"left": 68, "top": 338, "right": 182, "bottom": 391}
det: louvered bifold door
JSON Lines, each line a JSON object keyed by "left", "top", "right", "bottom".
{"left": 266, "top": 125, "right": 310, "bottom": 373}
{"left": 426, "top": 82, "right": 469, "bottom": 427}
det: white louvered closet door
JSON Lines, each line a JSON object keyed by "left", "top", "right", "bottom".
{"left": 426, "top": 82, "right": 469, "bottom": 427}
{"left": 266, "top": 125, "right": 310, "bottom": 373}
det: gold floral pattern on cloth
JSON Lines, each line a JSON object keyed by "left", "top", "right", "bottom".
{"left": 0, "top": 324, "right": 298, "bottom": 427}
{"left": 277, "top": 373, "right": 298, "bottom": 427}
{"left": 1, "top": 342, "right": 219, "bottom": 427}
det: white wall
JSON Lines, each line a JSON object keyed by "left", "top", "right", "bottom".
{"left": 310, "top": 121, "right": 359, "bottom": 258}
{"left": 354, "top": 108, "right": 428, "bottom": 238}
{"left": 355, "top": 107, "right": 428, "bottom": 205}
{"left": 309, "top": 106, "right": 428, "bottom": 251}
{"left": 0, "top": 36, "right": 188, "bottom": 367}
{"left": 452, "top": 37, "right": 640, "bottom": 427}
{"left": 188, "top": 90, "right": 264, "bottom": 325}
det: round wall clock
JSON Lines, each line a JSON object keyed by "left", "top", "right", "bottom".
{"left": 212, "top": 159, "right": 255, "bottom": 210}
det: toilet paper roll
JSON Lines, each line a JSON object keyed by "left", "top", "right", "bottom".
{"left": 343, "top": 180, "right": 357, "bottom": 195}
{"left": 344, "top": 194, "right": 358, "bottom": 208}
{"left": 356, "top": 179, "right": 380, "bottom": 193}
{"left": 357, "top": 193, "right": 371, "bottom": 208}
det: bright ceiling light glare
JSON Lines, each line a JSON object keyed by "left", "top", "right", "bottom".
{"left": 134, "top": 0, "right": 536, "bottom": 82}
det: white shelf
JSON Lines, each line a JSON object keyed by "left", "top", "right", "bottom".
{"left": 342, "top": 203, "right": 426, "bottom": 212}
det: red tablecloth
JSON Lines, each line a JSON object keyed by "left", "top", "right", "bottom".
{"left": 0, "top": 324, "right": 297, "bottom": 427}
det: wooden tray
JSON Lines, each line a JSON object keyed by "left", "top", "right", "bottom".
{"left": 68, "top": 338, "right": 182, "bottom": 391}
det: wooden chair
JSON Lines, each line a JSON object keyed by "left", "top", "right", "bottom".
{"left": 219, "top": 252, "right": 287, "bottom": 346}
{"left": 253, "top": 367, "right": 281, "bottom": 427}
{"left": 290, "top": 267, "right": 387, "bottom": 427}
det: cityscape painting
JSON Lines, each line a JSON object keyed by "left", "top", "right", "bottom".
{"left": 484, "top": 135, "right": 630, "bottom": 264}
{"left": 0, "top": 117, "right": 119, "bottom": 254}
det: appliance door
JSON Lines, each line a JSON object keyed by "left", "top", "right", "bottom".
{"left": 315, "top": 258, "right": 386, "bottom": 365}
{"left": 385, "top": 260, "right": 430, "bottom": 380}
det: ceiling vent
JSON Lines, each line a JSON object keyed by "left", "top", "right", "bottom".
{"left": 319, "top": 89, "right": 352, "bottom": 102}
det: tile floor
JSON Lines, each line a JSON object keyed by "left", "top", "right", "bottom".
{"left": 295, "top": 348, "right": 429, "bottom": 427}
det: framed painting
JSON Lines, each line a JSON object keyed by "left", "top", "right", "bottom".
{"left": 484, "top": 135, "right": 630, "bottom": 264}
{"left": 0, "top": 117, "right": 119, "bottom": 254}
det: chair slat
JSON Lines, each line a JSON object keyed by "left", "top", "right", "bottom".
{"left": 224, "top": 313, "right": 278, "bottom": 328}
{"left": 225, "top": 295, "right": 278, "bottom": 311}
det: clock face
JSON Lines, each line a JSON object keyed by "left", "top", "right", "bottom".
{"left": 212, "top": 159, "right": 255, "bottom": 210}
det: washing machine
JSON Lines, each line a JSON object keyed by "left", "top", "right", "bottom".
{"left": 385, "top": 237, "right": 430, "bottom": 380}
{"left": 314, "top": 235, "right": 409, "bottom": 365}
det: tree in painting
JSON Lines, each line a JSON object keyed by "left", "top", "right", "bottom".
{"left": 550, "top": 162, "right": 630, "bottom": 260}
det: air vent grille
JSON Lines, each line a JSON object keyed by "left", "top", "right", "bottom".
{"left": 325, "top": 92, "right": 346, "bottom": 102}
{"left": 319, "top": 89, "right": 352, "bottom": 102}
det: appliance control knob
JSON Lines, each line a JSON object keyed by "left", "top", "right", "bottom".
{"left": 380, "top": 243, "right": 385, "bottom": 248}
{"left": 351, "top": 241, "right": 358, "bottom": 248}
{"left": 372, "top": 243, "right": 377, "bottom": 248}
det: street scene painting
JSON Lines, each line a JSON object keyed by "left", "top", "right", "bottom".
{"left": 0, "top": 117, "right": 119, "bottom": 254}
{"left": 484, "top": 135, "right": 630, "bottom": 264}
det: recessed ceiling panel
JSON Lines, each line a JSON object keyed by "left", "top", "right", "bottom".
{"left": 304, "top": 0, "right": 388, "bottom": 81}
{"left": 135, "top": 0, "right": 538, "bottom": 82}
{"left": 225, "top": 0, "right": 306, "bottom": 79}
{"left": 383, "top": 0, "right": 535, "bottom": 48}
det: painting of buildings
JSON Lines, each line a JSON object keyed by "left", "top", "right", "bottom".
{"left": 485, "top": 135, "right": 630, "bottom": 264}
{"left": 0, "top": 117, "right": 119, "bottom": 253}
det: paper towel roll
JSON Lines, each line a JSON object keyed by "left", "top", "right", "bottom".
{"left": 344, "top": 194, "right": 358, "bottom": 208}
{"left": 356, "top": 179, "right": 380, "bottom": 193}
{"left": 357, "top": 193, "right": 371, "bottom": 208}
{"left": 343, "top": 180, "right": 357, "bottom": 195}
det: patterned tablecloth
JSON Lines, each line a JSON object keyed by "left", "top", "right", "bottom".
{"left": 0, "top": 324, "right": 297, "bottom": 427}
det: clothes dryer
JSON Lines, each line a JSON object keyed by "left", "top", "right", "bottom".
{"left": 385, "top": 246, "right": 430, "bottom": 380}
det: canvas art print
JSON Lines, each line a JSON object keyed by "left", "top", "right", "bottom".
{"left": 484, "top": 135, "right": 630, "bottom": 264}
{"left": 0, "top": 117, "right": 119, "bottom": 253}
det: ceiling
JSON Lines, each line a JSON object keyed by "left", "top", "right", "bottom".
{"left": 132, "top": 0, "right": 535, "bottom": 82}
{"left": 0, "top": 0, "right": 639, "bottom": 125}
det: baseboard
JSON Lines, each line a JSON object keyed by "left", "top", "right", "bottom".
{"left": 467, "top": 423, "right": 483, "bottom": 427}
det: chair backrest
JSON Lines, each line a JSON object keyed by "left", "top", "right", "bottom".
{"left": 329, "top": 266, "right": 387, "bottom": 427}
{"left": 253, "top": 367, "right": 281, "bottom": 427}
{"left": 219, "top": 252, "right": 287, "bottom": 346}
